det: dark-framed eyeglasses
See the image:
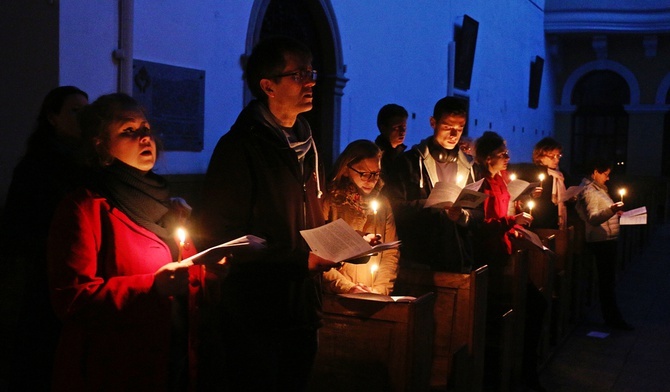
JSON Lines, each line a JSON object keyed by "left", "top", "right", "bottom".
{"left": 271, "top": 69, "right": 317, "bottom": 83}
{"left": 348, "top": 165, "right": 381, "bottom": 181}
{"left": 544, "top": 153, "right": 562, "bottom": 160}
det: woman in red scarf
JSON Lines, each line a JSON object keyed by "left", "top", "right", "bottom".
{"left": 473, "top": 131, "right": 546, "bottom": 392}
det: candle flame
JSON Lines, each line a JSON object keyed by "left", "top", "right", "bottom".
{"left": 177, "top": 227, "right": 186, "bottom": 245}
{"left": 457, "top": 174, "right": 463, "bottom": 184}
{"left": 509, "top": 173, "right": 517, "bottom": 181}
{"left": 618, "top": 188, "right": 626, "bottom": 196}
{"left": 370, "top": 199, "right": 379, "bottom": 214}
{"left": 527, "top": 200, "right": 535, "bottom": 211}
{"left": 538, "top": 173, "right": 545, "bottom": 182}
{"left": 370, "top": 263, "right": 378, "bottom": 274}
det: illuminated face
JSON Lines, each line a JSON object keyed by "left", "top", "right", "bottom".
{"left": 380, "top": 116, "right": 407, "bottom": 148}
{"left": 345, "top": 157, "right": 381, "bottom": 195}
{"left": 431, "top": 114, "right": 466, "bottom": 150}
{"left": 262, "top": 54, "right": 316, "bottom": 126}
{"left": 50, "top": 93, "right": 89, "bottom": 141}
{"left": 487, "top": 145, "right": 510, "bottom": 176}
{"left": 107, "top": 110, "right": 156, "bottom": 172}
{"left": 592, "top": 168, "right": 611, "bottom": 187}
{"left": 539, "top": 149, "right": 562, "bottom": 170}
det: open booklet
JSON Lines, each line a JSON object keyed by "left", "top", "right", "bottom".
{"left": 507, "top": 179, "right": 541, "bottom": 201}
{"left": 561, "top": 185, "right": 585, "bottom": 202}
{"left": 300, "top": 219, "right": 401, "bottom": 264}
{"left": 336, "top": 293, "right": 417, "bottom": 303}
{"left": 620, "top": 206, "right": 647, "bottom": 225}
{"left": 181, "top": 235, "right": 267, "bottom": 265}
{"left": 513, "top": 225, "right": 553, "bottom": 253}
{"left": 424, "top": 178, "right": 488, "bottom": 209}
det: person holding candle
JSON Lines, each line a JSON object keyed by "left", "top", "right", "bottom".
{"left": 384, "top": 96, "right": 478, "bottom": 273}
{"left": 0, "top": 86, "right": 89, "bottom": 390}
{"left": 322, "top": 139, "right": 399, "bottom": 295}
{"left": 47, "top": 93, "right": 208, "bottom": 391}
{"left": 575, "top": 156, "right": 632, "bottom": 330}
{"left": 197, "top": 37, "right": 339, "bottom": 391}
{"left": 515, "top": 137, "right": 574, "bottom": 230}
{"left": 472, "top": 131, "right": 547, "bottom": 392}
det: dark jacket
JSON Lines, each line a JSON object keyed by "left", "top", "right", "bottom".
{"left": 198, "top": 100, "right": 325, "bottom": 332}
{"left": 375, "top": 134, "right": 406, "bottom": 182}
{"left": 383, "top": 137, "right": 477, "bottom": 273}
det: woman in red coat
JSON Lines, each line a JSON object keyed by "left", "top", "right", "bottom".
{"left": 48, "top": 93, "right": 213, "bottom": 391}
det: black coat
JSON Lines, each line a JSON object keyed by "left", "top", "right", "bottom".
{"left": 198, "top": 100, "right": 325, "bottom": 331}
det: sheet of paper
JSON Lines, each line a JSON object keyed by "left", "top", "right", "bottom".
{"left": 620, "top": 206, "right": 647, "bottom": 225}
{"left": 561, "top": 185, "right": 584, "bottom": 202}
{"left": 507, "top": 179, "right": 540, "bottom": 201}
{"left": 183, "top": 235, "right": 267, "bottom": 265}
{"left": 300, "top": 219, "right": 400, "bottom": 263}
{"left": 424, "top": 179, "right": 488, "bottom": 209}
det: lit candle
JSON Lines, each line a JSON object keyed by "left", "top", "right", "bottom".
{"left": 538, "top": 173, "right": 545, "bottom": 187}
{"left": 509, "top": 173, "right": 517, "bottom": 181}
{"left": 370, "top": 263, "right": 378, "bottom": 286}
{"left": 527, "top": 200, "right": 535, "bottom": 217}
{"left": 618, "top": 188, "right": 626, "bottom": 203}
{"left": 370, "top": 199, "right": 379, "bottom": 236}
{"left": 177, "top": 227, "right": 186, "bottom": 262}
{"left": 456, "top": 174, "right": 464, "bottom": 186}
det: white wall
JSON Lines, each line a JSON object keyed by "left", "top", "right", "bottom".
{"left": 57, "top": 0, "right": 556, "bottom": 175}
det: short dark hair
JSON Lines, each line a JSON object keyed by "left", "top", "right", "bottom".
{"left": 587, "top": 156, "right": 613, "bottom": 174}
{"left": 432, "top": 96, "right": 467, "bottom": 121}
{"left": 244, "top": 36, "right": 312, "bottom": 102}
{"left": 78, "top": 93, "right": 158, "bottom": 167}
{"left": 532, "top": 137, "right": 562, "bottom": 164}
{"left": 376, "top": 104, "right": 408, "bottom": 130}
{"left": 474, "top": 131, "right": 505, "bottom": 165}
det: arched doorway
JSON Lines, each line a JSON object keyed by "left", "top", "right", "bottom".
{"left": 662, "top": 87, "right": 670, "bottom": 176}
{"left": 246, "top": 0, "right": 348, "bottom": 170}
{"left": 570, "top": 70, "right": 630, "bottom": 177}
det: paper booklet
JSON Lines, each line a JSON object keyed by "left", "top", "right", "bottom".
{"left": 620, "top": 206, "right": 647, "bottom": 225}
{"left": 561, "top": 185, "right": 585, "bottom": 202}
{"left": 337, "top": 293, "right": 417, "bottom": 303}
{"left": 513, "top": 225, "right": 552, "bottom": 253}
{"left": 300, "top": 219, "right": 401, "bottom": 264}
{"left": 424, "top": 178, "right": 488, "bottom": 209}
{"left": 507, "top": 179, "right": 541, "bottom": 201}
{"left": 182, "top": 235, "right": 267, "bottom": 265}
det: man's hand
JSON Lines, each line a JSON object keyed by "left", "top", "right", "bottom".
{"left": 308, "top": 252, "right": 340, "bottom": 272}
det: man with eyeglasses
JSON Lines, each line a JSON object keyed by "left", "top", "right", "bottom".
{"left": 197, "top": 36, "right": 339, "bottom": 391}
{"left": 384, "top": 96, "right": 478, "bottom": 273}
{"left": 375, "top": 103, "right": 408, "bottom": 181}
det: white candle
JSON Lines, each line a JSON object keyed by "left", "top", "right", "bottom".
{"left": 177, "top": 227, "right": 186, "bottom": 262}
{"left": 370, "top": 199, "right": 379, "bottom": 236}
{"left": 370, "top": 263, "right": 378, "bottom": 285}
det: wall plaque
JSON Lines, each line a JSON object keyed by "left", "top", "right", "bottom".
{"left": 133, "top": 59, "right": 205, "bottom": 151}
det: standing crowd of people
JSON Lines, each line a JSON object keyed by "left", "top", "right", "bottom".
{"left": 0, "top": 36, "right": 632, "bottom": 391}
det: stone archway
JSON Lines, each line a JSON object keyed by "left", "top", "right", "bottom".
{"left": 245, "top": 0, "right": 348, "bottom": 170}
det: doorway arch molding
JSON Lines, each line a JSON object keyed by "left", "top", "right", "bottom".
{"left": 560, "top": 59, "right": 640, "bottom": 108}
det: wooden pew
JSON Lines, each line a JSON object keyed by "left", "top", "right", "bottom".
{"left": 310, "top": 292, "right": 435, "bottom": 392}
{"left": 525, "top": 238, "right": 556, "bottom": 365}
{"left": 393, "top": 266, "right": 488, "bottom": 392}
{"left": 534, "top": 227, "right": 574, "bottom": 348}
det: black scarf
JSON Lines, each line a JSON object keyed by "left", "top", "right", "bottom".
{"left": 95, "top": 161, "right": 179, "bottom": 260}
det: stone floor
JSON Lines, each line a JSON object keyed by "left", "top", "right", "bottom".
{"left": 539, "top": 223, "right": 670, "bottom": 392}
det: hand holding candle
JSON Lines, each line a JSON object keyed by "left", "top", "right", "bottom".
{"left": 177, "top": 227, "right": 186, "bottom": 262}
